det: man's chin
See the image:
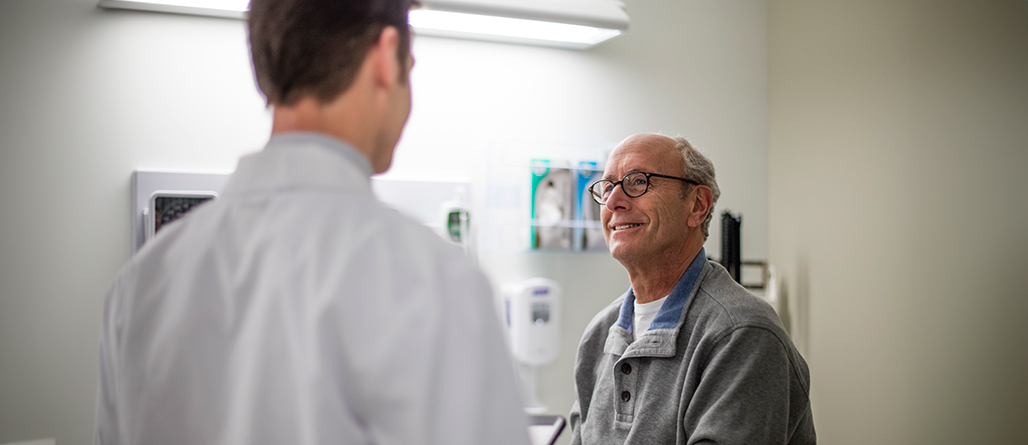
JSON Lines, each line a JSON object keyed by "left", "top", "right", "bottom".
{"left": 608, "top": 244, "right": 636, "bottom": 263}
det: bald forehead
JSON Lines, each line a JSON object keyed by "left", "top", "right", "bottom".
{"left": 618, "top": 133, "right": 676, "bottom": 150}
{"left": 605, "top": 134, "right": 683, "bottom": 177}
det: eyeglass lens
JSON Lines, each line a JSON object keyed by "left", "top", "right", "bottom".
{"left": 590, "top": 172, "right": 650, "bottom": 204}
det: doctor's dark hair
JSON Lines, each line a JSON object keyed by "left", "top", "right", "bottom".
{"left": 247, "top": 0, "right": 419, "bottom": 106}
{"left": 671, "top": 136, "right": 720, "bottom": 239}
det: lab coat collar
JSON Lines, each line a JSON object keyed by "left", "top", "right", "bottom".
{"left": 267, "top": 132, "right": 373, "bottom": 177}
{"left": 222, "top": 132, "right": 374, "bottom": 197}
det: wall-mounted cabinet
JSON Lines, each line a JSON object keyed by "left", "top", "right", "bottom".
{"left": 478, "top": 141, "right": 613, "bottom": 253}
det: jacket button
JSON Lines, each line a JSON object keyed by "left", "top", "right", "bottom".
{"left": 621, "top": 363, "right": 632, "bottom": 375}
{"left": 621, "top": 391, "right": 631, "bottom": 402}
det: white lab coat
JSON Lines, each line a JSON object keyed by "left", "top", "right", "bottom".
{"left": 96, "top": 133, "right": 530, "bottom": 445}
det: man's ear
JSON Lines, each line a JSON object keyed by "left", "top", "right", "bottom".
{"left": 688, "top": 185, "right": 714, "bottom": 228}
{"left": 370, "top": 26, "right": 402, "bottom": 89}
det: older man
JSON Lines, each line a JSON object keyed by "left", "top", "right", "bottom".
{"left": 569, "top": 134, "right": 816, "bottom": 444}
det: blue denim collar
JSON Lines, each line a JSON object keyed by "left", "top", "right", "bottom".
{"left": 615, "top": 248, "right": 707, "bottom": 333}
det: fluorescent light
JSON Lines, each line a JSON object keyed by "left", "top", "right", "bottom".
{"left": 98, "top": 0, "right": 629, "bottom": 49}
{"left": 409, "top": 9, "right": 621, "bottom": 49}
{"left": 98, "top": 0, "right": 247, "bottom": 19}
{"left": 416, "top": 0, "right": 629, "bottom": 49}
{"left": 111, "top": 0, "right": 246, "bottom": 9}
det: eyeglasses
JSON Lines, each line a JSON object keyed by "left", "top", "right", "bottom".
{"left": 589, "top": 171, "right": 699, "bottom": 205}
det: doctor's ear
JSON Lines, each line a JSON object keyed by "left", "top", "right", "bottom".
{"left": 688, "top": 185, "right": 713, "bottom": 228}
{"left": 370, "top": 26, "right": 403, "bottom": 88}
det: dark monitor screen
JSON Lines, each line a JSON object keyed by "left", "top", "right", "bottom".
{"left": 150, "top": 193, "right": 216, "bottom": 236}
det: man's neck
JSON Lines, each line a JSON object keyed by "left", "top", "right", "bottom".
{"left": 624, "top": 241, "right": 703, "bottom": 304}
{"left": 269, "top": 86, "right": 381, "bottom": 171}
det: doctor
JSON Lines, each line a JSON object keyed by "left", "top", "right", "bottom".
{"left": 95, "top": 0, "right": 530, "bottom": 444}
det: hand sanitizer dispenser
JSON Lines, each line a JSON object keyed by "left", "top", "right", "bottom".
{"left": 503, "top": 278, "right": 561, "bottom": 366}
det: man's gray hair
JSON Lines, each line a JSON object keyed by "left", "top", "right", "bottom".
{"left": 671, "top": 136, "right": 720, "bottom": 239}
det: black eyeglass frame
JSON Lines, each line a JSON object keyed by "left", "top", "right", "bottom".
{"left": 589, "top": 172, "right": 699, "bottom": 205}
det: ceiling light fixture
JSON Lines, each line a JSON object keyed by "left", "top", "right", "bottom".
{"left": 411, "top": 0, "right": 629, "bottom": 50}
{"left": 98, "top": 0, "right": 247, "bottom": 19}
{"left": 97, "top": 0, "right": 629, "bottom": 50}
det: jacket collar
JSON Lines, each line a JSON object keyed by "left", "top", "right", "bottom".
{"left": 604, "top": 249, "right": 709, "bottom": 358}
{"left": 221, "top": 132, "right": 373, "bottom": 197}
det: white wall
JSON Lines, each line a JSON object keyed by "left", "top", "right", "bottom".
{"left": 768, "top": 1, "right": 1028, "bottom": 443}
{"left": 0, "top": 1, "right": 769, "bottom": 443}
{"left": 0, "top": 1, "right": 270, "bottom": 443}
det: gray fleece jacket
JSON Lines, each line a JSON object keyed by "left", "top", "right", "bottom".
{"left": 569, "top": 251, "right": 816, "bottom": 444}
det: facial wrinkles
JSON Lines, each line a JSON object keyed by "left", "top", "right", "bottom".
{"left": 601, "top": 155, "right": 651, "bottom": 259}
{"left": 601, "top": 138, "right": 690, "bottom": 265}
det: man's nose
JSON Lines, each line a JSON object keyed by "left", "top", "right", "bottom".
{"left": 604, "top": 183, "right": 630, "bottom": 211}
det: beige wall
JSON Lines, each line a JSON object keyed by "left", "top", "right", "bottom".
{"left": 769, "top": 1, "right": 1028, "bottom": 443}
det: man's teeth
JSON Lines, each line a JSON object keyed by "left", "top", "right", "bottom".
{"left": 614, "top": 224, "right": 642, "bottom": 231}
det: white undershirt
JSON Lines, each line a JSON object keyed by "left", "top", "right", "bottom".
{"left": 633, "top": 295, "right": 669, "bottom": 342}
